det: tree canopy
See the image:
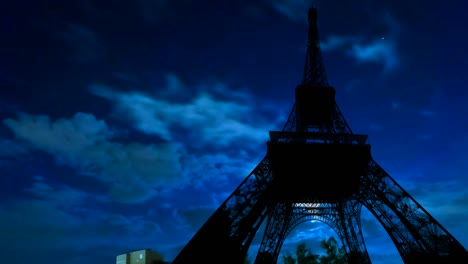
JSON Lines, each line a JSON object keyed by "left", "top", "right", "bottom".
{"left": 282, "top": 237, "right": 347, "bottom": 264}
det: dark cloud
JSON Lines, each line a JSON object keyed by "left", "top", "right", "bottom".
{"left": 0, "top": 138, "right": 28, "bottom": 157}
{"left": 136, "top": 0, "right": 174, "bottom": 24}
{"left": 0, "top": 177, "right": 165, "bottom": 263}
{"left": 3, "top": 112, "right": 185, "bottom": 203}
{"left": 60, "top": 23, "right": 104, "bottom": 64}
{"left": 179, "top": 206, "right": 216, "bottom": 232}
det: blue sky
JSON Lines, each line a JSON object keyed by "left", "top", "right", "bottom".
{"left": 1, "top": 0, "right": 467, "bottom": 263}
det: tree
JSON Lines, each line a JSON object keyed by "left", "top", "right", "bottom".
{"left": 318, "top": 237, "right": 346, "bottom": 264}
{"left": 282, "top": 242, "right": 320, "bottom": 264}
{"left": 296, "top": 242, "right": 320, "bottom": 264}
{"left": 280, "top": 237, "right": 346, "bottom": 264}
{"left": 282, "top": 253, "right": 296, "bottom": 264}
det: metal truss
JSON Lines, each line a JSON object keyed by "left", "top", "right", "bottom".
{"left": 302, "top": 8, "right": 328, "bottom": 87}
{"left": 172, "top": 158, "right": 275, "bottom": 264}
{"left": 171, "top": 7, "right": 467, "bottom": 264}
{"left": 358, "top": 160, "right": 468, "bottom": 263}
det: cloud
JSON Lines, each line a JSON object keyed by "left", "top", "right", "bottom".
{"left": 2, "top": 74, "right": 275, "bottom": 201}
{"left": 278, "top": 222, "right": 341, "bottom": 258}
{"left": 89, "top": 74, "right": 277, "bottom": 188}
{"left": 0, "top": 138, "right": 28, "bottom": 158}
{"left": 262, "top": 1, "right": 402, "bottom": 72}
{"left": 3, "top": 112, "right": 184, "bottom": 203}
{"left": 286, "top": 223, "right": 334, "bottom": 244}
{"left": 182, "top": 150, "right": 261, "bottom": 188}
{"left": 402, "top": 179, "right": 468, "bottom": 222}
{"left": 90, "top": 76, "right": 271, "bottom": 149}
{"left": 61, "top": 23, "right": 104, "bottom": 63}
{"left": 320, "top": 35, "right": 357, "bottom": 52}
{"left": 178, "top": 206, "right": 216, "bottom": 232}
{"left": 319, "top": 34, "right": 400, "bottom": 71}
{"left": 267, "top": 0, "right": 310, "bottom": 22}
{"left": 349, "top": 40, "right": 399, "bottom": 70}
{"left": 0, "top": 179, "right": 164, "bottom": 264}
{"left": 365, "top": 177, "right": 468, "bottom": 248}
{"left": 26, "top": 176, "right": 92, "bottom": 207}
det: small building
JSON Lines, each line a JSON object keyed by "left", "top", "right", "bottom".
{"left": 116, "top": 249, "right": 164, "bottom": 264}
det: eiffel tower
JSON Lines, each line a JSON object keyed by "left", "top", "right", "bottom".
{"left": 172, "top": 7, "right": 468, "bottom": 264}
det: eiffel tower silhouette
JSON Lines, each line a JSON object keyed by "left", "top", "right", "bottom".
{"left": 172, "top": 7, "right": 468, "bottom": 264}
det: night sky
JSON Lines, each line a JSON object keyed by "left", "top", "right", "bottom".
{"left": 1, "top": 0, "right": 467, "bottom": 263}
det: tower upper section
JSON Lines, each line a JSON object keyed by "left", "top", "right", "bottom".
{"left": 295, "top": 8, "right": 337, "bottom": 131}
{"left": 302, "top": 8, "right": 329, "bottom": 87}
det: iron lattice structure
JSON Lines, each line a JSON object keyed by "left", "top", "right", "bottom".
{"left": 172, "top": 8, "right": 467, "bottom": 264}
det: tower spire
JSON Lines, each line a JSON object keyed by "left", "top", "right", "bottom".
{"left": 302, "top": 7, "right": 328, "bottom": 87}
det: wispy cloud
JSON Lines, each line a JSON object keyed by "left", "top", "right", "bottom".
{"left": 320, "top": 35, "right": 358, "bottom": 52}
{"left": 322, "top": 9, "right": 402, "bottom": 72}
{"left": 268, "top": 0, "right": 310, "bottom": 22}
{"left": 321, "top": 34, "right": 400, "bottom": 71}
{"left": 349, "top": 40, "right": 399, "bottom": 70}
{"left": 252, "top": 2, "right": 403, "bottom": 72}
{"left": 89, "top": 75, "right": 275, "bottom": 188}
{"left": 2, "top": 74, "right": 276, "bottom": 202}
{"left": 91, "top": 83, "right": 270, "bottom": 148}
{"left": 3, "top": 112, "right": 184, "bottom": 203}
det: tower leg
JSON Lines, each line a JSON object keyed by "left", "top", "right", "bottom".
{"left": 254, "top": 203, "right": 292, "bottom": 264}
{"left": 360, "top": 160, "right": 468, "bottom": 263}
{"left": 172, "top": 158, "right": 274, "bottom": 264}
{"left": 333, "top": 201, "right": 371, "bottom": 264}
